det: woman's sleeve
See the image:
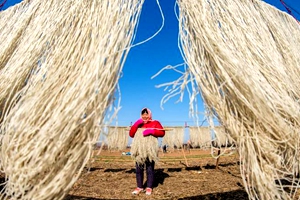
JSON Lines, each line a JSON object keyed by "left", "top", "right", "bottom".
{"left": 129, "top": 124, "right": 138, "bottom": 138}
{"left": 129, "top": 119, "right": 143, "bottom": 138}
{"left": 152, "top": 121, "right": 165, "bottom": 137}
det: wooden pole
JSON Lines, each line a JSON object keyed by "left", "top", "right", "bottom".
{"left": 215, "top": 148, "right": 221, "bottom": 169}
{"left": 181, "top": 144, "right": 189, "bottom": 167}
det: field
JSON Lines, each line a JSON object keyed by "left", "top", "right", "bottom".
{"left": 65, "top": 148, "right": 248, "bottom": 200}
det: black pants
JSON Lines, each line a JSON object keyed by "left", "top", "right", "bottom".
{"left": 135, "top": 159, "right": 155, "bottom": 188}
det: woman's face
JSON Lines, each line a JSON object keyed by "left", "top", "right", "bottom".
{"left": 141, "top": 113, "right": 150, "bottom": 122}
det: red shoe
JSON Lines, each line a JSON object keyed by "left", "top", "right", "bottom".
{"left": 145, "top": 187, "right": 152, "bottom": 195}
{"left": 132, "top": 187, "right": 144, "bottom": 195}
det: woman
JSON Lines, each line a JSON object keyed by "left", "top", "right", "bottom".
{"left": 129, "top": 107, "right": 165, "bottom": 195}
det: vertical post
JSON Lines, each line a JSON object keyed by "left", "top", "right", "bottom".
{"left": 185, "top": 122, "right": 188, "bottom": 128}
{"left": 215, "top": 148, "right": 221, "bottom": 169}
{"left": 181, "top": 144, "right": 189, "bottom": 167}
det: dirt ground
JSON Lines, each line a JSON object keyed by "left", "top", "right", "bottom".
{"left": 65, "top": 148, "right": 248, "bottom": 200}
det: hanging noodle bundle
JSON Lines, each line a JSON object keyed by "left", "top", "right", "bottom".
{"left": 130, "top": 128, "right": 159, "bottom": 165}
{"left": 189, "top": 126, "right": 211, "bottom": 148}
{"left": 0, "top": 0, "right": 144, "bottom": 199}
{"left": 178, "top": 0, "right": 300, "bottom": 199}
{"left": 172, "top": 126, "right": 184, "bottom": 148}
{"left": 161, "top": 128, "right": 174, "bottom": 151}
{"left": 106, "top": 126, "right": 129, "bottom": 151}
{"left": 214, "top": 126, "right": 234, "bottom": 147}
{"left": 161, "top": 127, "right": 184, "bottom": 150}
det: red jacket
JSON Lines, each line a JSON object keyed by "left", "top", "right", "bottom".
{"left": 129, "top": 120, "right": 165, "bottom": 138}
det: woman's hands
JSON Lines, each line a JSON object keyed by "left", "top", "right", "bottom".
{"left": 133, "top": 119, "right": 144, "bottom": 127}
{"left": 143, "top": 129, "right": 154, "bottom": 137}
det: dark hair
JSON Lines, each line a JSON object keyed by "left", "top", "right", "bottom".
{"left": 141, "top": 108, "right": 148, "bottom": 115}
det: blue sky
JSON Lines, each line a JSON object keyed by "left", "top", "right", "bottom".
{"left": 2, "top": 0, "right": 300, "bottom": 127}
